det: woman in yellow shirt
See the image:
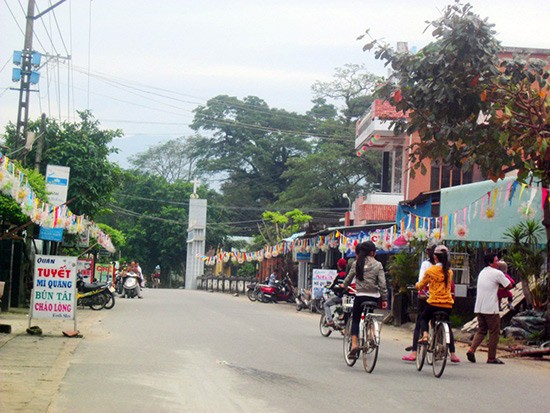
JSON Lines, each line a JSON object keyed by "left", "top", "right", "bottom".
{"left": 415, "top": 244, "right": 460, "bottom": 363}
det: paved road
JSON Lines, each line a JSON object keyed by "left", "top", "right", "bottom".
{"left": 2, "top": 289, "right": 549, "bottom": 412}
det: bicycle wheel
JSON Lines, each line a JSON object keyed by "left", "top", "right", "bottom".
{"left": 416, "top": 341, "right": 427, "bottom": 371}
{"left": 432, "top": 323, "right": 448, "bottom": 378}
{"left": 362, "top": 319, "right": 379, "bottom": 373}
{"left": 319, "top": 313, "right": 332, "bottom": 337}
{"left": 343, "top": 319, "right": 357, "bottom": 367}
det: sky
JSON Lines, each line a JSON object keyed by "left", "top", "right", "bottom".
{"left": 1, "top": 0, "right": 550, "bottom": 169}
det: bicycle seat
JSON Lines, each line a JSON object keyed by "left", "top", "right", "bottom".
{"left": 433, "top": 311, "right": 449, "bottom": 321}
{"left": 361, "top": 301, "right": 378, "bottom": 313}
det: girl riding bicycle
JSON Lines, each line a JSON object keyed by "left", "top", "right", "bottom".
{"left": 415, "top": 244, "right": 460, "bottom": 363}
{"left": 342, "top": 241, "right": 388, "bottom": 357}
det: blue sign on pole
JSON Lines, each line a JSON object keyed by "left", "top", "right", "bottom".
{"left": 39, "top": 227, "right": 64, "bottom": 242}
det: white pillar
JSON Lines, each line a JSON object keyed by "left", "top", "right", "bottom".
{"left": 185, "top": 198, "right": 207, "bottom": 290}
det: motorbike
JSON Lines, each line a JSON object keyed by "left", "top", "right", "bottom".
{"left": 319, "top": 292, "right": 353, "bottom": 337}
{"left": 295, "top": 285, "right": 324, "bottom": 312}
{"left": 76, "top": 274, "right": 112, "bottom": 310}
{"left": 123, "top": 272, "right": 141, "bottom": 298}
{"left": 257, "top": 275, "right": 296, "bottom": 303}
{"left": 246, "top": 281, "right": 263, "bottom": 302}
{"left": 115, "top": 270, "right": 124, "bottom": 295}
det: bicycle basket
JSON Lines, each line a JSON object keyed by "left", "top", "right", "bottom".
{"left": 342, "top": 296, "right": 355, "bottom": 312}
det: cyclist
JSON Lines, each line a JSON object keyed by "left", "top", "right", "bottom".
{"left": 323, "top": 258, "right": 348, "bottom": 327}
{"left": 402, "top": 244, "right": 436, "bottom": 361}
{"left": 342, "top": 241, "right": 388, "bottom": 357}
{"left": 415, "top": 245, "right": 460, "bottom": 362}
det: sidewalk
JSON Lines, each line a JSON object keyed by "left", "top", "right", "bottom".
{"left": 0, "top": 308, "right": 104, "bottom": 413}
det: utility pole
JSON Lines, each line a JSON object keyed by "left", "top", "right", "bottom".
{"left": 13, "top": 0, "right": 66, "bottom": 164}
{"left": 14, "top": 0, "right": 36, "bottom": 163}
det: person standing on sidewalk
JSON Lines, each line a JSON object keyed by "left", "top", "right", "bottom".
{"left": 466, "top": 253, "right": 512, "bottom": 364}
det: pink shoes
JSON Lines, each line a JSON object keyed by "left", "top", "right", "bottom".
{"left": 450, "top": 354, "right": 461, "bottom": 363}
{"left": 402, "top": 354, "right": 416, "bottom": 361}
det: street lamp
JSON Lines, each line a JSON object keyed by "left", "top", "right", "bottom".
{"left": 342, "top": 193, "right": 351, "bottom": 211}
{"left": 342, "top": 193, "right": 352, "bottom": 227}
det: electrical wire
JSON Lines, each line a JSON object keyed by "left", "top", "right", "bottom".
{"left": 4, "top": 0, "right": 25, "bottom": 35}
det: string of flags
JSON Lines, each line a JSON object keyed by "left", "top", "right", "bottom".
{"left": 400, "top": 180, "right": 547, "bottom": 240}
{"left": 200, "top": 179, "right": 548, "bottom": 266}
{"left": 0, "top": 153, "right": 115, "bottom": 252}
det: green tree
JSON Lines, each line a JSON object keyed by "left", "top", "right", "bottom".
{"left": 4, "top": 111, "right": 123, "bottom": 217}
{"left": 256, "top": 209, "right": 312, "bottom": 246}
{"left": 190, "top": 95, "right": 313, "bottom": 232}
{"left": 361, "top": 1, "right": 550, "bottom": 333}
{"left": 311, "top": 63, "right": 383, "bottom": 126}
{"left": 128, "top": 134, "right": 204, "bottom": 183}
{"left": 100, "top": 171, "right": 230, "bottom": 282}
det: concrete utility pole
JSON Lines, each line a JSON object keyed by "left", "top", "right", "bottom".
{"left": 14, "top": 0, "right": 66, "bottom": 163}
{"left": 185, "top": 183, "right": 207, "bottom": 290}
{"left": 14, "top": 0, "right": 36, "bottom": 161}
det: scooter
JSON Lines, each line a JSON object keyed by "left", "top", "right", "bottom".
{"left": 123, "top": 272, "right": 141, "bottom": 298}
{"left": 246, "top": 281, "right": 263, "bottom": 302}
{"left": 257, "top": 275, "right": 295, "bottom": 303}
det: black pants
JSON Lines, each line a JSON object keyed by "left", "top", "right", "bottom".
{"left": 418, "top": 303, "right": 455, "bottom": 353}
{"left": 351, "top": 296, "right": 379, "bottom": 336}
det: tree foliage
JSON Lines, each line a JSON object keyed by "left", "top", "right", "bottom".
{"left": 128, "top": 135, "right": 204, "bottom": 183}
{"left": 311, "top": 63, "right": 383, "bottom": 125}
{"left": 3, "top": 111, "right": 123, "bottom": 218}
{"left": 256, "top": 209, "right": 312, "bottom": 246}
{"left": 100, "top": 171, "right": 229, "bottom": 277}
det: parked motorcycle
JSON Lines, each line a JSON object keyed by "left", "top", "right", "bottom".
{"left": 123, "top": 273, "right": 141, "bottom": 298}
{"left": 76, "top": 275, "right": 110, "bottom": 310}
{"left": 246, "top": 281, "right": 262, "bottom": 302}
{"left": 295, "top": 286, "right": 324, "bottom": 312}
{"left": 258, "top": 274, "right": 296, "bottom": 303}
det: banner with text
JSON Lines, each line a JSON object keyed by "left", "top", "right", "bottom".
{"left": 32, "top": 255, "right": 77, "bottom": 320}
{"left": 312, "top": 269, "right": 336, "bottom": 300}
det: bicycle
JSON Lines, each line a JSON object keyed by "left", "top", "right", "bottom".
{"left": 343, "top": 300, "right": 383, "bottom": 373}
{"left": 416, "top": 311, "right": 451, "bottom": 378}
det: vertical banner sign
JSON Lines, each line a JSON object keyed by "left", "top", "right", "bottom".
{"left": 40, "top": 165, "right": 71, "bottom": 242}
{"left": 95, "top": 263, "right": 114, "bottom": 283}
{"left": 32, "top": 255, "right": 77, "bottom": 320}
{"left": 312, "top": 269, "right": 336, "bottom": 300}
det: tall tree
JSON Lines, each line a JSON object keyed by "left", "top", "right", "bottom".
{"left": 128, "top": 134, "right": 203, "bottom": 183}
{"left": 362, "top": 1, "right": 550, "bottom": 334}
{"left": 190, "top": 95, "right": 313, "bottom": 231}
{"left": 311, "top": 63, "right": 383, "bottom": 126}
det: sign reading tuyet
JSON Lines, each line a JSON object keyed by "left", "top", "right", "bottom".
{"left": 32, "top": 255, "right": 77, "bottom": 320}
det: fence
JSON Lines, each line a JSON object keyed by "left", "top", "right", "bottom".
{"left": 196, "top": 276, "right": 253, "bottom": 295}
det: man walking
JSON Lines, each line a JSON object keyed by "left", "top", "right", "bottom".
{"left": 467, "top": 253, "right": 512, "bottom": 364}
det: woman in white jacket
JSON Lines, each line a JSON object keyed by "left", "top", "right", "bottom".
{"left": 343, "top": 241, "right": 388, "bottom": 356}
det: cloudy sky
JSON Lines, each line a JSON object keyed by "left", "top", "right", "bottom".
{"left": 1, "top": 0, "right": 549, "bottom": 167}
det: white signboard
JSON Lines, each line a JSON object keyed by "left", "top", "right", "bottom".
{"left": 32, "top": 255, "right": 77, "bottom": 320}
{"left": 312, "top": 269, "right": 337, "bottom": 300}
{"left": 46, "top": 164, "right": 70, "bottom": 206}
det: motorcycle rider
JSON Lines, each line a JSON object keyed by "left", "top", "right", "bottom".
{"left": 268, "top": 269, "right": 278, "bottom": 287}
{"left": 124, "top": 261, "right": 143, "bottom": 299}
{"left": 342, "top": 241, "right": 388, "bottom": 357}
{"left": 324, "top": 258, "right": 348, "bottom": 327}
